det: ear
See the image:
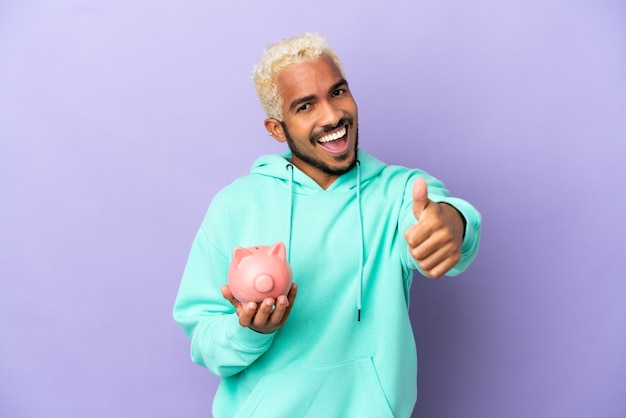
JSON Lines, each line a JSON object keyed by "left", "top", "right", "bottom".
{"left": 232, "top": 247, "right": 251, "bottom": 267}
{"left": 265, "top": 118, "right": 287, "bottom": 143}
{"left": 269, "top": 241, "right": 287, "bottom": 260}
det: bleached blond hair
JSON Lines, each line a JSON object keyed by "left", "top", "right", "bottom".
{"left": 252, "top": 33, "right": 346, "bottom": 121}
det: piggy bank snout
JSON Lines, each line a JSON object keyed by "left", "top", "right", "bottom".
{"left": 254, "top": 273, "right": 275, "bottom": 293}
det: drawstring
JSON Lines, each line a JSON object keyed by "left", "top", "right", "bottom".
{"left": 285, "top": 163, "right": 294, "bottom": 263}
{"left": 284, "top": 160, "right": 365, "bottom": 322}
{"left": 356, "top": 160, "right": 364, "bottom": 322}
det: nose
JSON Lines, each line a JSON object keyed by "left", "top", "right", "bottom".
{"left": 317, "top": 100, "right": 342, "bottom": 128}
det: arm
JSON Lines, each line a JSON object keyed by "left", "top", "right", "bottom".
{"left": 173, "top": 227, "right": 280, "bottom": 377}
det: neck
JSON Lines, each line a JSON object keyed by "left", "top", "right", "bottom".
{"left": 289, "top": 155, "right": 338, "bottom": 190}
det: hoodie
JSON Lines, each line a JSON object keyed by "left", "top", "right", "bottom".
{"left": 173, "top": 149, "right": 481, "bottom": 418}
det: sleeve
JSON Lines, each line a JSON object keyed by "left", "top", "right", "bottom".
{"left": 399, "top": 170, "right": 482, "bottom": 277}
{"left": 172, "top": 225, "right": 275, "bottom": 377}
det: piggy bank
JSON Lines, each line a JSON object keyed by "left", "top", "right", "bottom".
{"left": 227, "top": 241, "right": 293, "bottom": 303}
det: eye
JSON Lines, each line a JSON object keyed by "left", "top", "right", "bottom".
{"left": 296, "top": 103, "right": 311, "bottom": 112}
{"left": 332, "top": 88, "right": 346, "bottom": 97}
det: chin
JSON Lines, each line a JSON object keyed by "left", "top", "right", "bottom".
{"left": 328, "top": 151, "right": 358, "bottom": 175}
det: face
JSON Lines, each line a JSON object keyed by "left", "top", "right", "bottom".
{"left": 266, "top": 56, "right": 359, "bottom": 189}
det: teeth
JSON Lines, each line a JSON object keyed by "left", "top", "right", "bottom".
{"left": 318, "top": 126, "right": 346, "bottom": 143}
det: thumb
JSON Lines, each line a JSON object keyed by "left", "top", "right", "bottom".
{"left": 412, "top": 178, "right": 430, "bottom": 221}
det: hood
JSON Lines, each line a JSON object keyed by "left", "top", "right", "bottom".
{"left": 249, "top": 149, "right": 386, "bottom": 193}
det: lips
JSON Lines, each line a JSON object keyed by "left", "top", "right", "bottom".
{"left": 315, "top": 124, "right": 350, "bottom": 154}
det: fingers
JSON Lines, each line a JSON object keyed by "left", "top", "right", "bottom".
{"left": 411, "top": 178, "right": 430, "bottom": 221}
{"left": 235, "top": 301, "right": 255, "bottom": 327}
{"left": 221, "top": 285, "right": 243, "bottom": 314}
{"left": 250, "top": 299, "right": 276, "bottom": 328}
{"left": 406, "top": 220, "right": 447, "bottom": 260}
{"left": 221, "top": 284, "right": 235, "bottom": 302}
{"left": 245, "top": 298, "right": 282, "bottom": 332}
{"left": 412, "top": 240, "right": 461, "bottom": 278}
{"left": 274, "top": 283, "right": 297, "bottom": 327}
{"left": 245, "top": 283, "right": 298, "bottom": 333}
{"left": 285, "top": 282, "right": 298, "bottom": 314}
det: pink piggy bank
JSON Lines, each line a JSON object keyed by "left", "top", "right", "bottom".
{"left": 227, "top": 242, "right": 293, "bottom": 303}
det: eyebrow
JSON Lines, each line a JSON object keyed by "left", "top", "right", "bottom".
{"left": 288, "top": 78, "right": 349, "bottom": 113}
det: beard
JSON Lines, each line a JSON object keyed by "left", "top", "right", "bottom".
{"left": 281, "top": 120, "right": 359, "bottom": 177}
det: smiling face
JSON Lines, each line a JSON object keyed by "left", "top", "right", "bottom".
{"left": 265, "top": 56, "right": 359, "bottom": 189}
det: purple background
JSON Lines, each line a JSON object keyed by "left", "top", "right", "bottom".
{"left": 1, "top": 0, "right": 624, "bottom": 417}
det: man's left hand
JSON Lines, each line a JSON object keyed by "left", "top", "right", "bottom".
{"left": 404, "top": 178, "right": 465, "bottom": 278}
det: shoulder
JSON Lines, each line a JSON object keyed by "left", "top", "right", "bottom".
{"left": 210, "top": 174, "right": 268, "bottom": 208}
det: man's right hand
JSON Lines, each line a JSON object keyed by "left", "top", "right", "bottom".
{"left": 221, "top": 283, "right": 298, "bottom": 334}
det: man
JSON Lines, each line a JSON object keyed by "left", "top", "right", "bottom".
{"left": 174, "top": 33, "right": 481, "bottom": 417}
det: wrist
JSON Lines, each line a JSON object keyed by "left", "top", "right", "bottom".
{"left": 440, "top": 202, "right": 467, "bottom": 239}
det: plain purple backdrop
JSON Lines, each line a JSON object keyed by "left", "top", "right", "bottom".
{"left": 1, "top": 0, "right": 625, "bottom": 417}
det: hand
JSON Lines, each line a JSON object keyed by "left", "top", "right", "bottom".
{"left": 221, "top": 283, "right": 298, "bottom": 334}
{"left": 404, "top": 178, "right": 464, "bottom": 278}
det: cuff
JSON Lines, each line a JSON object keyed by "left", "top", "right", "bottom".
{"left": 226, "top": 312, "right": 276, "bottom": 351}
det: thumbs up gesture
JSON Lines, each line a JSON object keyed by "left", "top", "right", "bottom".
{"left": 404, "top": 178, "right": 465, "bottom": 278}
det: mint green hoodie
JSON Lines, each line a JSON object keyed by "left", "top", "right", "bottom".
{"left": 173, "top": 149, "right": 481, "bottom": 418}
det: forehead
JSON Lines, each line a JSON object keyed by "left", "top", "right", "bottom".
{"left": 276, "top": 57, "right": 344, "bottom": 101}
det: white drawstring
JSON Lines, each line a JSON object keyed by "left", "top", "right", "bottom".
{"left": 285, "top": 163, "right": 294, "bottom": 263}
{"left": 356, "top": 160, "right": 364, "bottom": 322}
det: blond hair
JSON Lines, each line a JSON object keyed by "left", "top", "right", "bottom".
{"left": 252, "top": 33, "right": 345, "bottom": 121}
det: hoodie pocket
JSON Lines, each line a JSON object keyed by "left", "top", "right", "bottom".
{"left": 234, "top": 357, "right": 395, "bottom": 418}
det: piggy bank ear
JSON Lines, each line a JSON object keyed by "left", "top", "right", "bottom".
{"left": 269, "top": 242, "right": 286, "bottom": 260}
{"left": 232, "top": 247, "right": 252, "bottom": 267}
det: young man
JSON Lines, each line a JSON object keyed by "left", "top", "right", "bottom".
{"left": 174, "top": 33, "right": 481, "bottom": 417}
